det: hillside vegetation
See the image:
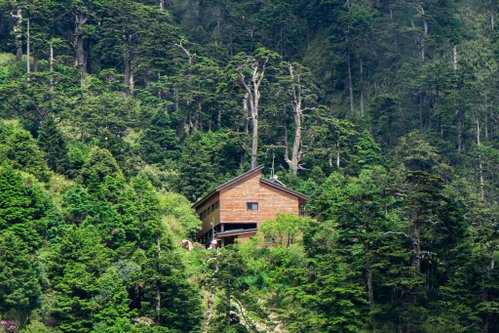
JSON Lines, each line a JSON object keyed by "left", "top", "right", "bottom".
{"left": 0, "top": 1, "right": 497, "bottom": 332}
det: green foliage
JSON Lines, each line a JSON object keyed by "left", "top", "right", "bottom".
{"left": 79, "top": 146, "right": 124, "bottom": 192}
{"left": 0, "top": 120, "right": 51, "bottom": 182}
{"left": 20, "top": 320, "right": 58, "bottom": 333}
{"left": 0, "top": 1, "right": 497, "bottom": 332}
{"left": 0, "top": 231, "right": 42, "bottom": 323}
{"left": 0, "top": 164, "right": 55, "bottom": 247}
{"left": 260, "top": 213, "right": 310, "bottom": 248}
{"left": 38, "top": 117, "right": 69, "bottom": 175}
{"left": 139, "top": 110, "right": 179, "bottom": 164}
{"left": 156, "top": 191, "right": 201, "bottom": 240}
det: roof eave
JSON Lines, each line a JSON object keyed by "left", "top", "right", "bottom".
{"left": 259, "top": 178, "right": 310, "bottom": 201}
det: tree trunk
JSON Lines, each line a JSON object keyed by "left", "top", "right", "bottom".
{"left": 452, "top": 45, "right": 458, "bottom": 70}
{"left": 155, "top": 236, "right": 161, "bottom": 320}
{"left": 203, "top": 286, "right": 216, "bottom": 333}
{"left": 49, "top": 43, "right": 55, "bottom": 73}
{"left": 489, "top": 0, "right": 495, "bottom": 30}
{"left": 26, "top": 17, "right": 30, "bottom": 80}
{"left": 336, "top": 141, "right": 341, "bottom": 168}
{"left": 413, "top": 4, "right": 428, "bottom": 62}
{"left": 124, "top": 42, "right": 134, "bottom": 93}
{"left": 215, "top": 5, "right": 221, "bottom": 48}
{"left": 11, "top": 8, "right": 23, "bottom": 61}
{"left": 421, "top": 17, "right": 427, "bottom": 61}
{"left": 74, "top": 5, "right": 88, "bottom": 72}
{"left": 32, "top": 55, "right": 38, "bottom": 72}
{"left": 477, "top": 117, "right": 485, "bottom": 199}
{"left": 412, "top": 222, "right": 421, "bottom": 272}
{"left": 174, "top": 87, "right": 184, "bottom": 137}
{"left": 250, "top": 107, "right": 259, "bottom": 169}
{"left": 367, "top": 267, "right": 374, "bottom": 308}
{"left": 238, "top": 58, "right": 268, "bottom": 169}
{"left": 159, "top": 0, "right": 165, "bottom": 11}
{"left": 225, "top": 290, "right": 231, "bottom": 327}
{"left": 360, "top": 58, "right": 365, "bottom": 117}
{"left": 240, "top": 93, "right": 249, "bottom": 167}
{"left": 285, "top": 64, "right": 304, "bottom": 175}
{"left": 49, "top": 43, "right": 54, "bottom": 88}
{"left": 347, "top": 53, "right": 355, "bottom": 114}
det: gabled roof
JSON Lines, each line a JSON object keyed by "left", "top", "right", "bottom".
{"left": 192, "top": 165, "right": 309, "bottom": 208}
{"left": 192, "top": 165, "right": 265, "bottom": 208}
{"left": 260, "top": 178, "right": 310, "bottom": 201}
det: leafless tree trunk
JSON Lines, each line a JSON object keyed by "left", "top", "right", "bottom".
{"left": 284, "top": 64, "right": 307, "bottom": 175}
{"left": 49, "top": 43, "right": 55, "bottom": 89}
{"left": 26, "top": 17, "right": 30, "bottom": 80}
{"left": 159, "top": 0, "right": 165, "bottom": 11}
{"left": 10, "top": 8, "right": 23, "bottom": 61}
{"left": 203, "top": 286, "right": 216, "bottom": 333}
{"left": 452, "top": 45, "right": 458, "bottom": 70}
{"left": 237, "top": 58, "right": 268, "bottom": 169}
{"left": 155, "top": 236, "right": 161, "bottom": 320}
{"left": 421, "top": 18, "right": 428, "bottom": 61}
{"left": 123, "top": 35, "right": 135, "bottom": 93}
{"left": 412, "top": 221, "right": 421, "bottom": 271}
{"left": 413, "top": 3, "right": 428, "bottom": 62}
{"left": 347, "top": 53, "right": 355, "bottom": 114}
{"left": 476, "top": 116, "right": 485, "bottom": 199}
{"left": 240, "top": 93, "right": 249, "bottom": 167}
{"left": 49, "top": 44, "right": 54, "bottom": 71}
{"left": 360, "top": 58, "right": 365, "bottom": 117}
{"left": 176, "top": 41, "right": 194, "bottom": 65}
{"left": 73, "top": 5, "right": 88, "bottom": 72}
{"left": 250, "top": 103, "right": 259, "bottom": 169}
{"left": 489, "top": 0, "right": 495, "bottom": 30}
{"left": 336, "top": 141, "right": 341, "bottom": 168}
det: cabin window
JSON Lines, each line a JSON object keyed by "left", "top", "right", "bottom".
{"left": 215, "top": 201, "right": 219, "bottom": 209}
{"left": 247, "top": 202, "right": 259, "bottom": 210}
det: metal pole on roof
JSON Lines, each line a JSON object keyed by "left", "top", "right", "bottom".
{"left": 270, "top": 151, "right": 275, "bottom": 180}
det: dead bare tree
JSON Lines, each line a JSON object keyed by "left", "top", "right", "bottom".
{"left": 234, "top": 49, "right": 277, "bottom": 169}
{"left": 283, "top": 63, "right": 317, "bottom": 175}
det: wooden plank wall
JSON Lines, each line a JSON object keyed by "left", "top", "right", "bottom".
{"left": 196, "top": 193, "right": 221, "bottom": 236}
{"left": 219, "top": 171, "right": 299, "bottom": 226}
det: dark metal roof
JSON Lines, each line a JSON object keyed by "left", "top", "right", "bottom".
{"left": 192, "top": 164, "right": 310, "bottom": 209}
{"left": 260, "top": 178, "right": 310, "bottom": 201}
{"left": 192, "top": 165, "right": 265, "bottom": 208}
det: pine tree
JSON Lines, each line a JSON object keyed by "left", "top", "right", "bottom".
{"left": 38, "top": 116, "right": 69, "bottom": 174}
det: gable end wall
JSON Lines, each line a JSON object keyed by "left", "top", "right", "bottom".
{"left": 220, "top": 172, "right": 299, "bottom": 224}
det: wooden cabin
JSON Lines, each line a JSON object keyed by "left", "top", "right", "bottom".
{"left": 194, "top": 165, "right": 309, "bottom": 247}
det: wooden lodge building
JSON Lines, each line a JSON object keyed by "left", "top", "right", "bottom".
{"left": 194, "top": 165, "right": 309, "bottom": 247}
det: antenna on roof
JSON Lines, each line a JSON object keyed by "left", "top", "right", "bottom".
{"left": 270, "top": 152, "right": 277, "bottom": 181}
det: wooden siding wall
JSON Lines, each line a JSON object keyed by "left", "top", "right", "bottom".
{"left": 219, "top": 171, "right": 299, "bottom": 226}
{"left": 196, "top": 193, "right": 221, "bottom": 236}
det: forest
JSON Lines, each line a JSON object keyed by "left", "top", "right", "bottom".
{"left": 0, "top": 0, "right": 497, "bottom": 332}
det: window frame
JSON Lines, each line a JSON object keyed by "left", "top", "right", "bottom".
{"left": 246, "top": 202, "right": 259, "bottom": 211}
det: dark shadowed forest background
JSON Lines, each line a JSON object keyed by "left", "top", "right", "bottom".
{"left": 0, "top": 1, "right": 497, "bottom": 332}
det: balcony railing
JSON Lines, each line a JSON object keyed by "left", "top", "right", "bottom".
{"left": 299, "top": 209, "right": 307, "bottom": 216}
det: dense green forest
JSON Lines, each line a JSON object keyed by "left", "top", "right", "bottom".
{"left": 0, "top": 0, "right": 497, "bottom": 332}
